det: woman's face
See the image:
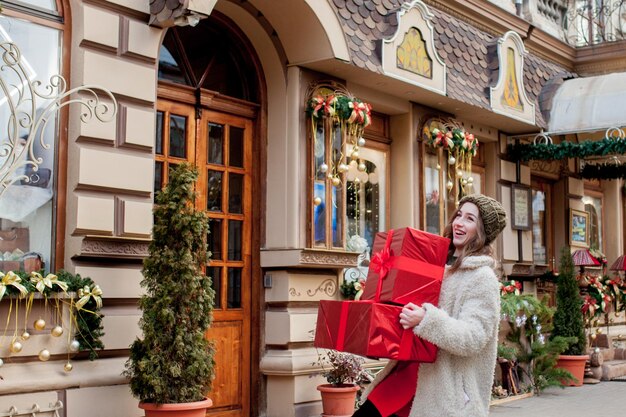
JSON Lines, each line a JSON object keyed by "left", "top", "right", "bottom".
{"left": 452, "top": 202, "right": 480, "bottom": 255}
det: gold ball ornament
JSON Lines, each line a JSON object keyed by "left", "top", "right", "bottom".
{"left": 64, "top": 362, "right": 73, "bottom": 372}
{"left": 456, "top": 170, "right": 463, "bottom": 178}
{"left": 591, "top": 333, "right": 597, "bottom": 340}
{"left": 467, "top": 176, "right": 474, "bottom": 184}
{"left": 313, "top": 197, "right": 322, "bottom": 206}
{"left": 446, "top": 181, "right": 454, "bottom": 191}
{"left": 331, "top": 177, "right": 341, "bottom": 187}
{"left": 319, "top": 163, "right": 328, "bottom": 173}
{"left": 51, "top": 326, "right": 64, "bottom": 337}
{"left": 596, "top": 328, "right": 603, "bottom": 334}
{"left": 358, "top": 163, "right": 367, "bottom": 172}
{"left": 38, "top": 349, "right": 51, "bottom": 362}
{"left": 338, "top": 163, "right": 349, "bottom": 173}
{"left": 461, "top": 178, "right": 468, "bottom": 185}
{"left": 448, "top": 156, "right": 456, "bottom": 165}
{"left": 351, "top": 150, "right": 359, "bottom": 159}
{"left": 34, "top": 318, "right": 46, "bottom": 331}
{"left": 436, "top": 164, "right": 441, "bottom": 170}
{"left": 10, "top": 341, "right": 23, "bottom": 353}
{"left": 358, "top": 137, "right": 366, "bottom": 147}
{"left": 21, "top": 331, "right": 30, "bottom": 341}
{"left": 69, "top": 340, "right": 81, "bottom": 352}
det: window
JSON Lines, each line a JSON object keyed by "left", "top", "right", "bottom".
{"left": 421, "top": 118, "right": 483, "bottom": 234}
{"left": 0, "top": 2, "right": 64, "bottom": 273}
{"left": 531, "top": 178, "right": 553, "bottom": 266}
{"left": 583, "top": 192, "right": 603, "bottom": 253}
{"left": 307, "top": 84, "right": 388, "bottom": 254}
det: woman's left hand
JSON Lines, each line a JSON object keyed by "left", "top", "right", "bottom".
{"left": 399, "top": 302, "right": 425, "bottom": 329}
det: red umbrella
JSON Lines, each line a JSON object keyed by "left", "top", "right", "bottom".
{"left": 609, "top": 255, "right": 626, "bottom": 271}
{"left": 572, "top": 249, "right": 601, "bottom": 266}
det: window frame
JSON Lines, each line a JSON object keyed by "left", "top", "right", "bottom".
{"left": 582, "top": 184, "right": 604, "bottom": 254}
{"left": 531, "top": 177, "right": 554, "bottom": 267}
{"left": 0, "top": 2, "right": 68, "bottom": 271}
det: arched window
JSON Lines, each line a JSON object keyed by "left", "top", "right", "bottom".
{"left": 0, "top": 1, "right": 66, "bottom": 272}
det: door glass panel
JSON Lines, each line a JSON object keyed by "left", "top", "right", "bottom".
{"left": 331, "top": 128, "right": 343, "bottom": 247}
{"left": 207, "top": 267, "right": 222, "bottom": 309}
{"left": 207, "top": 170, "right": 223, "bottom": 211}
{"left": 227, "top": 268, "right": 242, "bottom": 308}
{"left": 155, "top": 111, "right": 164, "bottom": 155}
{"left": 229, "top": 173, "right": 243, "bottom": 214}
{"left": 208, "top": 219, "right": 222, "bottom": 260}
{"left": 229, "top": 126, "right": 244, "bottom": 168}
{"left": 154, "top": 162, "right": 164, "bottom": 196}
{"left": 207, "top": 122, "right": 224, "bottom": 165}
{"left": 314, "top": 181, "right": 326, "bottom": 246}
{"left": 169, "top": 114, "right": 187, "bottom": 158}
{"left": 532, "top": 188, "right": 548, "bottom": 264}
{"left": 228, "top": 220, "right": 242, "bottom": 260}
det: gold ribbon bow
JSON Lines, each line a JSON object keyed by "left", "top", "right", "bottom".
{"left": 30, "top": 272, "right": 69, "bottom": 293}
{"left": 0, "top": 271, "right": 28, "bottom": 300}
{"left": 76, "top": 285, "right": 103, "bottom": 310}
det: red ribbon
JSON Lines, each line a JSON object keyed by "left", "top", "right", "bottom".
{"left": 336, "top": 301, "right": 350, "bottom": 351}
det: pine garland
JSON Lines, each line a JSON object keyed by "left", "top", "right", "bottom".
{"left": 580, "top": 161, "right": 626, "bottom": 180}
{"left": 507, "top": 137, "right": 626, "bottom": 162}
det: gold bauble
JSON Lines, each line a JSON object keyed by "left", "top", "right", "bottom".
{"left": 467, "top": 176, "right": 474, "bottom": 184}
{"left": 456, "top": 170, "right": 463, "bottom": 178}
{"left": 446, "top": 181, "right": 454, "bottom": 191}
{"left": 21, "top": 331, "right": 31, "bottom": 341}
{"left": 313, "top": 197, "right": 322, "bottom": 206}
{"left": 10, "top": 341, "right": 23, "bottom": 353}
{"left": 64, "top": 362, "right": 73, "bottom": 372}
{"left": 69, "top": 340, "right": 81, "bottom": 352}
{"left": 34, "top": 318, "right": 46, "bottom": 331}
{"left": 596, "top": 328, "right": 603, "bottom": 334}
{"left": 351, "top": 150, "right": 359, "bottom": 159}
{"left": 338, "top": 163, "right": 348, "bottom": 173}
{"left": 436, "top": 163, "right": 441, "bottom": 170}
{"left": 448, "top": 156, "right": 456, "bottom": 165}
{"left": 357, "top": 163, "right": 367, "bottom": 172}
{"left": 51, "top": 326, "right": 64, "bottom": 337}
{"left": 591, "top": 334, "right": 597, "bottom": 340}
{"left": 38, "top": 349, "right": 51, "bottom": 362}
{"left": 331, "top": 177, "right": 341, "bottom": 187}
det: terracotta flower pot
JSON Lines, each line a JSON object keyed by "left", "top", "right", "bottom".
{"left": 139, "top": 398, "right": 213, "bottom": 417}
{"left": 556, "top": 354, "right": 588, "bottom": 386}
{"left": 317, "top": 384, "right": 359, "bottom": 417}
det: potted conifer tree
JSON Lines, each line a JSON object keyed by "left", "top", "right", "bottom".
{"left": 550, "top": 246, "right": 588, "bottom": 386}
{"left": 124, "top": 163, "right": 215, "bottom": 416}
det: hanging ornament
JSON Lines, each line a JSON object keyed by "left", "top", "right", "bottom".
{"left": 461, "top": 178, "right": 468, "bottom": 185}
{"left": 313, "top": 197, "right": 322, "bottom": 206}
{"left": 64, "top": 362, "right": 73, "bottom": 372}
{"left": 456, "top": 169, "right": 463, "bottom": 178}
{"left": 448, "top": 156, "right": 456, "bottom": 165}
{"left": 319, "top": 163, "right": 328, "bottom": 173}
{"left": 354, "top": 177, "right": 361, "bottom": 184}
{"left": 467, "top": 176, "right": 474, "bottom": 184}
{"left": 21, "top": 331, "right": 31, "bottom": 341}
{"left": 358, "top": 163, "right": 367, "bottom": 172}
{"left": 338, "top": 163, "right": 349, "bottom": 173}
{"left": 349, "top": 159, "right": 358, "bottom": 168}
{"left": 34, "top": 318, "right": 46, "bottom": 331}
{"left": 351, "top": 150, "right": 359, "bottom": 159}
{"left": 331, "top": 177, "right": 341, "bottom": 187}
{"left": 358, "top": 137, "right": 366, "bottom": 147}
{"left": 69, "top": 340, "right": 81, "bottom": 352}
{"left": 38, "top": 349, "right": 51, "bottom": 362}
{"left": 51, "top": 326, "right": 64, "bottom": 337}
{"left": 436, "top": 163, "right": 441, "bottom": 170}
{"left": 10, "top": 341, "right": 23, "bottom": 353}
{"left": 446, "top": 180, "right": 454, "bottom": 191}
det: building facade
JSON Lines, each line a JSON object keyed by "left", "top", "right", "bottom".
{"left": 0, "top": 1, "right": 624, "bottom": 416}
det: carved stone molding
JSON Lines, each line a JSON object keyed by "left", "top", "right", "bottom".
{"left": 511, "top": 263, "right": 532, "bottom": 275}
{"left": 261, "top": 248, "right": 359, "bottom": 269}
{"left": 299, "top": 250, "right": 359, "bottom": 268}
{"left": 79, "top": 235, "right": 149, "bottom": 261}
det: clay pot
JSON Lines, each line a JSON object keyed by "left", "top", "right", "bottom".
{"left": 556, "top": 355, "right": 588, "bottom": 386}
{"left": 317, "top": 384, "right": 360, "bottom": 417}
{"left": 139, "top": 398, "right": 213, "bottom": 417}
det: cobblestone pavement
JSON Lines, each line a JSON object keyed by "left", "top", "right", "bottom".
{"left": 489, "top": 381, "right": 626, "bottom": 417}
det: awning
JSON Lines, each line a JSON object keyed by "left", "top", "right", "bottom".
{"left": 549, "top": 71, "right": 626, "bottom": 134}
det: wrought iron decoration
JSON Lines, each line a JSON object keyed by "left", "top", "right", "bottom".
{"left": 0, "top": 42, "right": 117, "bottom": 198}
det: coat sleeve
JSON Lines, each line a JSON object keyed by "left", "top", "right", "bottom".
{"left": 412, "top": 267, "right": 500, "bottom": 357}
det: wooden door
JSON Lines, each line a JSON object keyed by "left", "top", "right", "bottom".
{"left": 155, "top": 100, "right": 252, "bottom": 417}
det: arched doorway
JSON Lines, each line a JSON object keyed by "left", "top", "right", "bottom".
{"left": 155, "top": 13, "right": 262, "bottom": 417}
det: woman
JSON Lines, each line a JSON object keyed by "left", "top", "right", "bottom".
{"left": 355, "top": 194, "right": 507, "bottom": 417}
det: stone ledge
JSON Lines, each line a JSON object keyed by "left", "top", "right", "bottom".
{"left": 261, "top": 249, "right": 359, "bottom": 269}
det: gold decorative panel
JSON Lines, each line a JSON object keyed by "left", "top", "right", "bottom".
{"left": 396, "top": 27, "right": 432, "bottom": 78}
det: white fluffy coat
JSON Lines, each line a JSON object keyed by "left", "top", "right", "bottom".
{"left": 362, "top": 255, "right": 501, "bottom": 417}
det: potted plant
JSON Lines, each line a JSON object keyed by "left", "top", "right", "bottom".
{"left": 550, "top": 247, "right": 588, "bottom": 386}
{"left": 315, "top": 350, "right": 369, "bottom": 416}
{"left": 124, "top": 163, "right": 216, "bottom": 416}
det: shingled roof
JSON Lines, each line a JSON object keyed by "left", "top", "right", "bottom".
{"left": 330, "top": 0, "right": 576, "bottom": 128}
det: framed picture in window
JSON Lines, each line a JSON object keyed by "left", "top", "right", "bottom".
{"left": 570, "top": 209, "right": 590, "bottom": 248}
{"left": 511, "top": 184, "right": 531, "bottom": 230}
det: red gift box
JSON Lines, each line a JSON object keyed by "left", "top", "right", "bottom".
{"left": 362, "top": 227, "right": 450, "bottom": 306}
{"left": 314, "top": 300, "right": 438, "bottom": 362}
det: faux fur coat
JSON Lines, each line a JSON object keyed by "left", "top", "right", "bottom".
{"left": 362, "top": 255, "right": 501, "bottom": 417}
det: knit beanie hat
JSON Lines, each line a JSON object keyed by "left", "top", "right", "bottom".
{"left": 458, "top": 194, "right": 507, "bottom": 244}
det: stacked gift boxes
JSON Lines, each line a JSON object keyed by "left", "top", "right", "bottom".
{"left": 314, "top": 227, "right": 450, "bottom": 361}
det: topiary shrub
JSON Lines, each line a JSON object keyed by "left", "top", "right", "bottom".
{"left": 124, "top": 163, "right": 215, "bottom": 404}
{"left": 550, "top": 247, "right": 586, "bottom": 355}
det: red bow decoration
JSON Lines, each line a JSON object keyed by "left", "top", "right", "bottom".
{"left": 371, "top": 247, "right": 393, "bottom": 279}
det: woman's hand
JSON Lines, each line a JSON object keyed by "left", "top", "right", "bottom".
{"left": 399, "top": 302, "right": 425, "bottom": 329}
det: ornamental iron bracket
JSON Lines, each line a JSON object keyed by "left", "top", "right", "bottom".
{"left": 0, "top": 42, "right": 117, "bottom": 199}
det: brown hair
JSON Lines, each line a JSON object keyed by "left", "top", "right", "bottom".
{"left": 443, "top": 201, "right": 493, "bottom": 274}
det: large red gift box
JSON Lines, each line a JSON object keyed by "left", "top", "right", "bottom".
{"left": 361, "top": 227, "right": 450, "bottom": 306}
{"left": 314, "top": 300, "right": 438, "bottom": 362}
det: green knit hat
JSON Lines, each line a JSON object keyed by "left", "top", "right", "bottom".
{"left": 458, "top": 194, "right": 507, "bottom": 244}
